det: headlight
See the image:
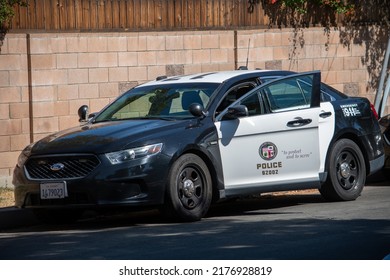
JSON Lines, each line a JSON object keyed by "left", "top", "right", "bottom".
{"left": 17, "top": 142, "right": 35, "bottom": 167}
{"left": 105, "top": 143, "right": 163, "bottom": 165}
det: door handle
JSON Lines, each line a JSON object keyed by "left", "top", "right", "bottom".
{"left": 319, "top": 111, "right": 332, "bottom": 118}
{"left": 287, "top": 117, "right": 312, "bottom": 127}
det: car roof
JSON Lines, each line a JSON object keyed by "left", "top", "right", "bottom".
{"left": 137, "top": 69, "right": 276, "bottom": 87}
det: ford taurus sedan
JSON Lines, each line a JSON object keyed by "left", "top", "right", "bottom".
{"left": 13, "top": 70, "right": 385, "bottom": 223}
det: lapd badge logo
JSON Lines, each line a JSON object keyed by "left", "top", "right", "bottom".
{"left": 259, "top": 142, "right": 277, "bottom": 161}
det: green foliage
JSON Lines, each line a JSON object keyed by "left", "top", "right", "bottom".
{"left": 272, "top": 0, "right": 354, "bottom": 15}
{"left": 0, "top": 0, "right": 28, "bottom": 29}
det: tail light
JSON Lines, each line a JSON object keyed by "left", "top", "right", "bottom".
{"left": 370, "top": 103, "right": 379, "bottom": 120}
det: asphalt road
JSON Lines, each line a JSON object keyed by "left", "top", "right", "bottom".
{"left": 1, "top": 181, "right": 389, "bottom": 260}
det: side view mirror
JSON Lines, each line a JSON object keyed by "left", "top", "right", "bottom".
{"left": 189, "top": 103, "right": 208, "bottom": 118}
{"left": 78, "top": 105, "right": 89, "bottom": 122}
{"left": 223, "top": 105, "right": 249, "bottom": 120}
{"left": 78, "top": 105, "right": 97, "bottom": 123}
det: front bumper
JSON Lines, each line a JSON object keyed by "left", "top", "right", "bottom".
{"left": 13, "top": 153, "right": 170, "bottom": 209}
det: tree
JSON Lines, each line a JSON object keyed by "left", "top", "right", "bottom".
{"left": 0, "top": 0, "right": 27, "bottom": 52}
{"left": 249, "top": 0, "right": 390, "bottom": 93}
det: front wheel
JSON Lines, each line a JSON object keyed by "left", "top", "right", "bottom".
{"left": 320, "top": 139, "right": 366, "bottom": 201}
{"left": 163, "top": 153, "right": 212, "bottom": 222}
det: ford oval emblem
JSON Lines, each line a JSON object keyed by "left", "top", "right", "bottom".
{"left": 50, "top": 163, "right": 65, "bottom": 171}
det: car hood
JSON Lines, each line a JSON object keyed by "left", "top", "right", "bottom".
{"left": 31, "top": 119, "right": 188, "bottom": 155}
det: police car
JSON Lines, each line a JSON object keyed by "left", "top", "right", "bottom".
{"left": 13, "top": 70, "right": 385, "bottom": 223}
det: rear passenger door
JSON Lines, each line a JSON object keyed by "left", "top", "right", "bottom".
{"left": 215, "top": 71, "right": 322, "bottom": 195}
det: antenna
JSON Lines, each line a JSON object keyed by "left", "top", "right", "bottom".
{"left": 246, "top": 38, "right": 250, "bottom": 69}
{"left": 238, "top": 38, "right": 251, "bottom": 70}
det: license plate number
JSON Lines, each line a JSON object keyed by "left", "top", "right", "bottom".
{"left": 40, "top": 182, "right": 68, "bottom": 199}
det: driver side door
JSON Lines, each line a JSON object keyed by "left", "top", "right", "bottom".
{"left": 215, "top": 71, "right": 322, "bottom": 196}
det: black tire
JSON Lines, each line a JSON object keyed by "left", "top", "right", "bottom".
{"left": 320, "top": 138, "right": 366, "bottom": 201}
{"left": 33, "top": 209, "right": 83, "bottom": 224}
{"left": 163, "top": 153, "right": 212, "bottom": 222}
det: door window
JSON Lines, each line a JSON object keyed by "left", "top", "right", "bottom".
{"left": 216, "top": 82, "right": 257, "bottom": 115}
{"left": 240, "top": 93, "right": 263, "bottom": 116}
{"left": 259, "top": 74, "right": 320, "bottom": 113}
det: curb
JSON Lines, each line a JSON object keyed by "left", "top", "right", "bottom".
{"left": 0, "top": 207, "right": 39, "bottom": 230}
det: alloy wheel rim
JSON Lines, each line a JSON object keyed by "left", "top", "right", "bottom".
{"left": 336, "top": 150, "right": 359, "bottom": 191}
{"left": 177, "top": 166, "right": 204, "bottom": 209}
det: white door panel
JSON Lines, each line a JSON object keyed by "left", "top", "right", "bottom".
{"left": 319, "top": 102, "right": 336, "bottom": 173}
{"left": 216, "top": 107, "right": 321, "bottom": 190}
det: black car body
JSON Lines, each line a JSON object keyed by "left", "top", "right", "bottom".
{"left": 13, "top": 70, "right": 385, "bottom": 222}
{"left": 379, "top": 115, "right": 390, "bottom": 177}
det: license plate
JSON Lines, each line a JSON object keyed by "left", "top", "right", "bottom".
{"left": 40, "top": 182, "right": 68, "bottom": 199}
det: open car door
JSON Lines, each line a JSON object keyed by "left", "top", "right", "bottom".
{"left": 215, "top": 71, "right": 323, "bottom": 196}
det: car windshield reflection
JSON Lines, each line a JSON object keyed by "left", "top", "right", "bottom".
{"left": 94, "top": 83, "right": 219, "bottom": 122}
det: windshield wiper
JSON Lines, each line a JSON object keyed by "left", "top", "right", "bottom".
{"left": 138, "top": 116, "right": 177, "bottom": 121}
{"left": 94, "top": 116, "right": 183, "bottom": 122}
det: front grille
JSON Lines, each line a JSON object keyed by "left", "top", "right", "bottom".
{"left": 25, "top": 155, "right": 100, "bottom": 180}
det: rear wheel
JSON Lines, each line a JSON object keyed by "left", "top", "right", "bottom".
{"left": 320, "top": 139, "right": 366, "bottom": 201}
{"left": 163, "top": 153, "right": 212, "bottom": 222}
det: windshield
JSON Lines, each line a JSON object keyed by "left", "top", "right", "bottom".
{"left": 94, "top": 83, "right": 219, "bottom": 122}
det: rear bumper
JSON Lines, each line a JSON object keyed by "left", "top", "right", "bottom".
{"left": 369, "top": 154, "right": 385, "bottom": 175}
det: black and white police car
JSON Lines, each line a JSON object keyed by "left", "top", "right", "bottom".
{"left": 13, "top": 69, "right": 385, "bottom": 223}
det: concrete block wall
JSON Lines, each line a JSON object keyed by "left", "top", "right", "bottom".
{"left": 0, "top": 27, "right": 387, "bottom": 188}
{"left": 0, "top": 34, "right": 29, "bottom": 188}
{"left": 237, "top": 28, "right": 384, "bottom": 102}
